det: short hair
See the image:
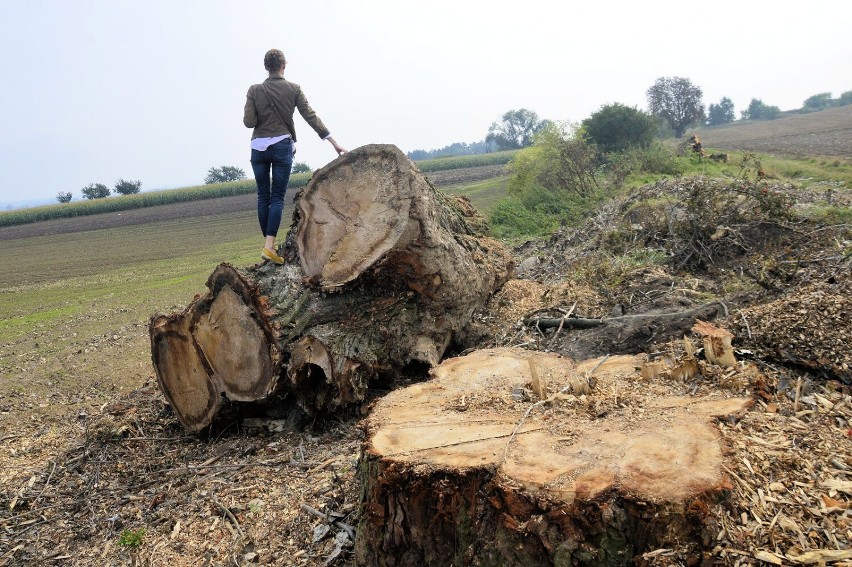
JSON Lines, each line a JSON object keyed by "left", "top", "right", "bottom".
{"left": 264, "top": 49, "right": 286, "bottom": 72}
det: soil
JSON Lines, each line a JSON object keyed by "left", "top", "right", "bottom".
{"left": 698, "top": 105, "right": 852, "bottom": 158}
{"left": 2, "top": 171, "right": 851, "bottom": 564}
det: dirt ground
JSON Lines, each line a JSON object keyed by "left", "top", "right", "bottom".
{"left": 1, "top": 175, "right": 851, "bottom": 565}
{"left": 698, "top": 105, "right": 852, "bottom": 158}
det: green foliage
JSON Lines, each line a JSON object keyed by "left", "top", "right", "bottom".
{"left": 706, "top": 97, "right": 736, "bottom": 126}
{"left": 291, "top": 162, "right": 311, "bottom": 174}
{"left": 205, "top": 165, "right": 246, "bottom": 184}
{"left": 0, "top": 173, "right": 311, "bottom": 227}
{"left": 607, "top": 143, "right": 686, "bottom": 187}
{"left": 581, "top": 103, "right": 658, "bottom": 154}
{"left": 741, "top": 98, "right": 780, "bottom": 120}
{"left": 508, "top": 123, "right": 598, "bottom": 198}
{"left": 56, "top": 191, "right": 72, "bottom": 204}
{"left": 486, "top": 109, "right": 549, "bottom": 150}
{"left": 117, "top": 528, "right": 145, "bottom": 548}
{"left": 839, "top": 91, "right": 852, "bottom": 106}
{"left": 489, "top": 123, "right": 604, "bottom": 239}
{"left": 114, "top": 179, "right": 142, "bottom": 195}
{"left": 81, "top": 183, "right": 110, "bottom": 200}
{"left": 646, "top": 77, "right": 705, "bottom": 138}
{"left": 414, "top": 150, "right": 517, "bottom": 172}
{"left": 802, "top": 92, "right": 832, "bottom": 112}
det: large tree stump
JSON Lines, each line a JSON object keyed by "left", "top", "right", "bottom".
{"left": 356, "top": 348, "right": 752, "bottom": 566}
{"left": 149, "top": 145, "right": 512, "bottom": 431}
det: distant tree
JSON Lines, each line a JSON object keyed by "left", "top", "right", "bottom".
{"left": 646, "top": 77, "right": 705, "bottom": 138}
{"left": 581, "top": 103, "right": 658, "bottom": 154}
{"left": 486, "top": 109, "right": 549, "bottom": 150}
{"left": 407, "top": 140, "right": 491, "bottom": 161}
{"left": 56, "top": 191, "right": 73, "bottom": 203}
{"left": 205, "top": 166, "right": 247, "bottom": 184}
{"left": 741, "top": 98, "right": 780, "bottom": 120}
{"left": 81, "top": 183, "right": 111, "bottom": 200}
{"left": 839, "top": 91, "right": 852, "bottom": 106}
{"left": 291, "top": 162, "right": 311, "bottom": 174}
{"left": 802, "top": 92, "right": 832, "bottom": 112}
{"left": 114, "top": 178, "right": 142, "bottom": 195}
{"left": 706, "top": 97, "right": 736, "bottom": 126}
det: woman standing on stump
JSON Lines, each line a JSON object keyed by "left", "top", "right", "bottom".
{"left": 244, "top": 48, "right": 346, "bottom": 265}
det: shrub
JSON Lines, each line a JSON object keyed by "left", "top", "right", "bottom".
{"left": 56, "top": 192, "right": 72, "bottom": 203}
{"left": 81, "top": 183, "right": 110, "bottom": 200}
{"left": 114, "top": 179, "right": 142, "bottom": 195}
{"left": 205, "top": 166, "right": 246, "bottom": 184}
{"left": 582, "top": 103, "right": 658, "bottom": 154}
{"left": 292, "top": 162, "right": 311, "bottom": 174}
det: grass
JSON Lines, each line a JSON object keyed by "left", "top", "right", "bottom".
{"left": 440, "top": 175, "right": 510, "bottom": 212}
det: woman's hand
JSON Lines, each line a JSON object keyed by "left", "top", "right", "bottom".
{"left": 327, "top": 136, "right": 347, "bottom": 155}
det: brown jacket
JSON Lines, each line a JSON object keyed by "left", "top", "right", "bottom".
{"left": 243, "top": 77, "right": 330, "bottom": 142}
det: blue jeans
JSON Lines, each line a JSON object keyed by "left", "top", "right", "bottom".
{"left": 251, "top": 138, "right": 294, "bottom": 238}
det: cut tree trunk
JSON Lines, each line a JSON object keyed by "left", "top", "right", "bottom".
{"left": 149, "top": 144, "right": 513, "bottom": 431}
{"left": 356, "top": 348, "right": 752, "bottom": 566}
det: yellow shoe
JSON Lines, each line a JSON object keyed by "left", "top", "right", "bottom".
{"left": 261, "top": 247, "right": 285, "bottom": 265}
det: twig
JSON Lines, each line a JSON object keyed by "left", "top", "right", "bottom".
{"left": 738, "top": 309, "right": 752, "bottom": 340}
{"left": 210, "top": 493, "right": 245, "bottom": 541}
{"left": 502, "top": 354, "right": 610, "bottom": 462}
{"left": 35, "top": 461, "right": 57, "bottom": 501}
{"left": 301, "top": 503, "right": 356, "bottom": 541}
{"left": 0, "top": 502, "right": 66, "bottom": 524}
{"left": 794, "top": 377, "right": 803, "bottom": 412}
{"left": 546, "top": 301, "right": 577, "bottom": 349}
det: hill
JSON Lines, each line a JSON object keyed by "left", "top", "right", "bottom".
{"left": 697, "top": 105, "right": 852, "bottom": 157}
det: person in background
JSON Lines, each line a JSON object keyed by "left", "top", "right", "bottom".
{"left": 243, "top": 48, "right": 346, "bottom": 265}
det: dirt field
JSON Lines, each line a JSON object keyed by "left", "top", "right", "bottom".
{"left": 698, "top": 105, "right": 852, "bottom": 158}
{"left": 1, "top": 148, "right": 850, "bottom": 564}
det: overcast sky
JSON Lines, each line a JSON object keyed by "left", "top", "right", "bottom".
{"left": 1, "top": 0, "right": 849, "bottom": 207}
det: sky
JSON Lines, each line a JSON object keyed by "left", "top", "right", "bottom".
{"left": 1, "top": 0, "right": 849, "bottom": 207}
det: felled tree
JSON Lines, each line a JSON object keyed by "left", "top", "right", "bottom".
{"left": 150, "top": 145, "right": 513, "bottom": 431}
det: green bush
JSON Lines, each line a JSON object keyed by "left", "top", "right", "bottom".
{"left": 582, "top": 103, "right": 657, "bottom": 154}
{"left": 81, "top": 183, "right": 110, "bottom": 200}
{"left": 114, "top": 179, "right": 142, "bottom": 195}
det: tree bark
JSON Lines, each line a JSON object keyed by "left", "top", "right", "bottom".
{"left": 149, "top": 144, "right": 513, "bottom": 431}
{"left": 356, "top": 348, "right": 752, "bottom": 566}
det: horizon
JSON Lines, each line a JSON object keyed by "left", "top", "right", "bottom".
{"left": 1, "top": 1, "right": 849, "bottom": 207}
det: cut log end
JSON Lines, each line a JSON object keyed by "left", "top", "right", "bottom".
{"left": 295, "top": 145, "right": 417, "bottom": 290}
{"left": 149, "top": 265, "right": 279, "bottom": 431}
{"left": 356, "top": 348, "right": 752, "bottom": 565}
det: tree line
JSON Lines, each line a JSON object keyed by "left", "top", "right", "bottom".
{"left": 56, "top": 179, "right": 142, "bottom": 203}
{"left": 409, "top": 80, "right": 852, "bottom": 162}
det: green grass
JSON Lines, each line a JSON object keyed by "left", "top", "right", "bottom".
{"left": 624, "top": 150, "right": 852, "bottom": 189}
{"left": 440, "top": 175, "right": 510, "bottom": 212}
{"left": 412, "top": 150, "right": 518, "bottom": 172}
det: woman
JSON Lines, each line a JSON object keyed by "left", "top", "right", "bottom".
{"left": 243, "top": 49, "right": 346, "bottom": 264}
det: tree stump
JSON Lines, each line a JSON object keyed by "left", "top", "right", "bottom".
{"left": 356, "top": 348, "right": 752, "bottom": 566}
{"left": 149, "top": 145, "right": 513, "bottom": 431}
